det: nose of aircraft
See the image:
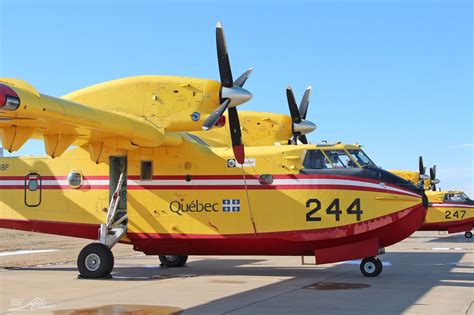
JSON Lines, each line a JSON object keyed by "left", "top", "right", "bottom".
{"left": 0, "top": 83, "right": 20, "bottom": 111}
{"left": 371, "top": 167, "right": 428, "bottom": 208}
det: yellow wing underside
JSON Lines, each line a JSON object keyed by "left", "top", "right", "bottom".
{"left": 0, "top": 76, "right": 222, "bottom": 162}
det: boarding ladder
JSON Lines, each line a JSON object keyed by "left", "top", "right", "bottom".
{"left": 99, "top": 171, "right": 128, "bottom": 248}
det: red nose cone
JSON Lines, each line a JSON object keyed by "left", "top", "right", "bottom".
{"left": 0, "top": 83, "right": 20, "bottom": 110}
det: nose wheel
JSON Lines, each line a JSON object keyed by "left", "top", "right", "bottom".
{"left": 465, "top": 231, "right": 472, "bottom": 239}
{"left": 77, "top": 243, "right": 114, "bottom": 279}
{"left": 159, "top": 255, "right": 188, "bottom": 268}
{"left": 360, "top": 257, "right": 383, "bottom": 277}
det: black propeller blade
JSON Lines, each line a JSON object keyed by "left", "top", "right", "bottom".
{"left": 202, "top": 22, "right": 253, "bottom": 164}
{"left": 419, "top": 156, "right": 426, "bottom": 176}
{"left": 430, "top": 165, "right": 438, "bottom": 191}
{"left": 287, "top": 87, "right": 301, "bottom": 124}
{"left": 286, "top": 86, "right": 316, "bottom": 145}
{"left": 228, "top": 107, "right": 244, "bottom": 163}
{"left": 216, "top": 22, "right": 233, "bottom": 88}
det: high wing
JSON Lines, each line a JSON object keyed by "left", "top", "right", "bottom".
{"left": 0, "top": 76, "right": 220, "bottom": 162}
{"left": 192, "top": 111, "right": 295, "bottom": 147}
{"left": 0, "top": 22, "right": 256, "bottom": 163}
{"left": 194, "top": 86, "right": 317, "bottom": 147}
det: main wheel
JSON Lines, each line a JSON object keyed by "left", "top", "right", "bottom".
{"left": 159, "top": 255, "right": 188, "bottom": 267}
{"left": 77, "top": 243, "right": 114, "bottom": 279}
{"left": 465, "top": 231, "right": 473, "bottom": 239}
{"left": 360, "top": 257, "right": 383, "bottom": 277}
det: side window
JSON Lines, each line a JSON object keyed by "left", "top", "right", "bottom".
{"left": 303, "top": 150, "right": 327, "bottom": 169}
{"left": 140, "top": 161, "right": 153, "bottom": 180}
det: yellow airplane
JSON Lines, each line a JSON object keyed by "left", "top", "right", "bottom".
{"left": 390, "top": 156, "right": 438, "bottom": 191}
{"left": 0, "top": 23, "right": 427, "bottom": 279}
{"left": 391, "top": 159, "right": 473, "bottom": 238}
{"left": 422, "top": 190, "right": 473, "bottom": 238}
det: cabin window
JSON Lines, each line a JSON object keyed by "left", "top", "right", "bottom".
{"left": 141, "top": 161, "right": 153, "bottom": 180}
{"left": 67, "top": 170, "right": 84, "bottom": 189}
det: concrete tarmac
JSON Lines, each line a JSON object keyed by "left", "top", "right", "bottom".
{"left": 0, "top": 231, "right": 472, "bottom": 315}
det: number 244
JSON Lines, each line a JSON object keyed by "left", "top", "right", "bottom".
{"left": 306, "top": 198, "right": 363, "bottom": 222}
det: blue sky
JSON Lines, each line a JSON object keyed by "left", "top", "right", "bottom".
{"left": 1, "top": 0, "right": 472, "bottom": 194}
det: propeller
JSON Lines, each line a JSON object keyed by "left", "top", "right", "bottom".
{"left": 419, "top": 156, "right": 426, "bottom": 177}
{"left": 286, "top": 86, "right": 317, "bottom": 145}
{"left": 429, "top": 165, "right": 440, "bottom": 191}
{"left": 202, "top": 22, "right": 253, "bottom": 164}
{"left": 417, "top": 156, "right": 429, "bottom": 188}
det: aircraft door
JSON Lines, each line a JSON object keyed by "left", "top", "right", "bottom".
{"left": 24, "top": 173, "right": 42, "bottom": 207}
{"left": 110, "top": 157, "right": 127, "bottom": 221}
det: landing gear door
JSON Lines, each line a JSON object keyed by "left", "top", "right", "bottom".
{"left": 24, "top": 173, "right": 42, "bottom": 207}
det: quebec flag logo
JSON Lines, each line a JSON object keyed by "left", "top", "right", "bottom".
{"left": 222, "top": 199, "right": 240, "bottom": 212}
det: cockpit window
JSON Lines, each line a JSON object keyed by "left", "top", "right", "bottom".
{"left": 347, "top": 149, "right": 376, "bottom": 168}
{"left": 444, "top": 193, "right": 471, "bottom": 202}
{"left": 303, "top": 150, "right": 358, "bottom": 169}
{"left": 324, "top": 150, "right": 357, "bottom": 168}
{"left": 303, "top": 150, "right": 327, "bottom": 169}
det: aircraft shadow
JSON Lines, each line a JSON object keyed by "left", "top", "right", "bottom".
{"left": 4, "top": 250, "right": 472, "bottom": 315}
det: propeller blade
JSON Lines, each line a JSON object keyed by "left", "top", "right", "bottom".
{"left": 228, "top": 107, "right": 245, "bottom": 164}
{"left": 419, "top": 156, "right": 425, "bottom": 175}
{"left": 286, "top": 87, "right": 301, "bottom": 124}
{"left": 288, "top": 136, "right": 297, "bottom": 145}
{"left": 216, "top": 22, "right": 233, "bottom": 88}
{"left": 233, "top": 67, "right": 254, "bottom": 87}
{"left": 432, "top": 164, "right": 437, "bottom": 179}
{"left": 202, "top": 99, "right": 230, "bottom": 131}
{"left": 429, "top": 167, "right": 434, "bottom": 180}
{"left": 299, "top": 135, "right": 309, "bottom": 144}
{"left": 299, "top": 86, "right": 312, "bottom": 120}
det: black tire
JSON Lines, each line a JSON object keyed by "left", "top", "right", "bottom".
{"left": 465, "top": 231, "right": 473, "bottom": 239}
{"left": 360, "top": 257, "right": 383, "bottom": 277}
{"left": 77, "top": 243, "right": 114, "bottom": 279}
{"left": 159, "top": 255, "right": 188, "bottom": 267}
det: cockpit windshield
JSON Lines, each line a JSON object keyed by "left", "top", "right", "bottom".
{"left": 444, "top": 193, "right": 471, "bottom": 202}
{"left": 303, "top": 150, "right": 358, "bottom": 169}
{"left": 347, "top": 149, "right": 376, "bottom": 168}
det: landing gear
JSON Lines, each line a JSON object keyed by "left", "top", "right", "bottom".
{"left": 159, "top": 255, "right": 188, "bottom": 267}
{"left": 360, "top": 257, "right": 383, "bottom": 277}
{"left": 77, "top": 243, "right": 114, "bottom": 279}
{"left": 77, "top": 167, "right": 127, "bottom": 279}
{"left": 465, "top": 231, "right": 472, "bottom": 239}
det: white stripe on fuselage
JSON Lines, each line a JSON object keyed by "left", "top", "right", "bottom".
{"left": 0, "top": 178, "right": 420, "bottom": 198}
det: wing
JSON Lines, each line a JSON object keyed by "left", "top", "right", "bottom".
{"left": 0, "top": 76, "right": 221, "bottom": 162}
{"left": 193, "top": 111, "right": 294, "bottom": 146}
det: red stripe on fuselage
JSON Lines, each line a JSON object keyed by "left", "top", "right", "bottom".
{"left": 0, "top": 203, "right": 425, "bottom": 258}
{"left": 420, "top": 217, "right": 474, "bottom": 231}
